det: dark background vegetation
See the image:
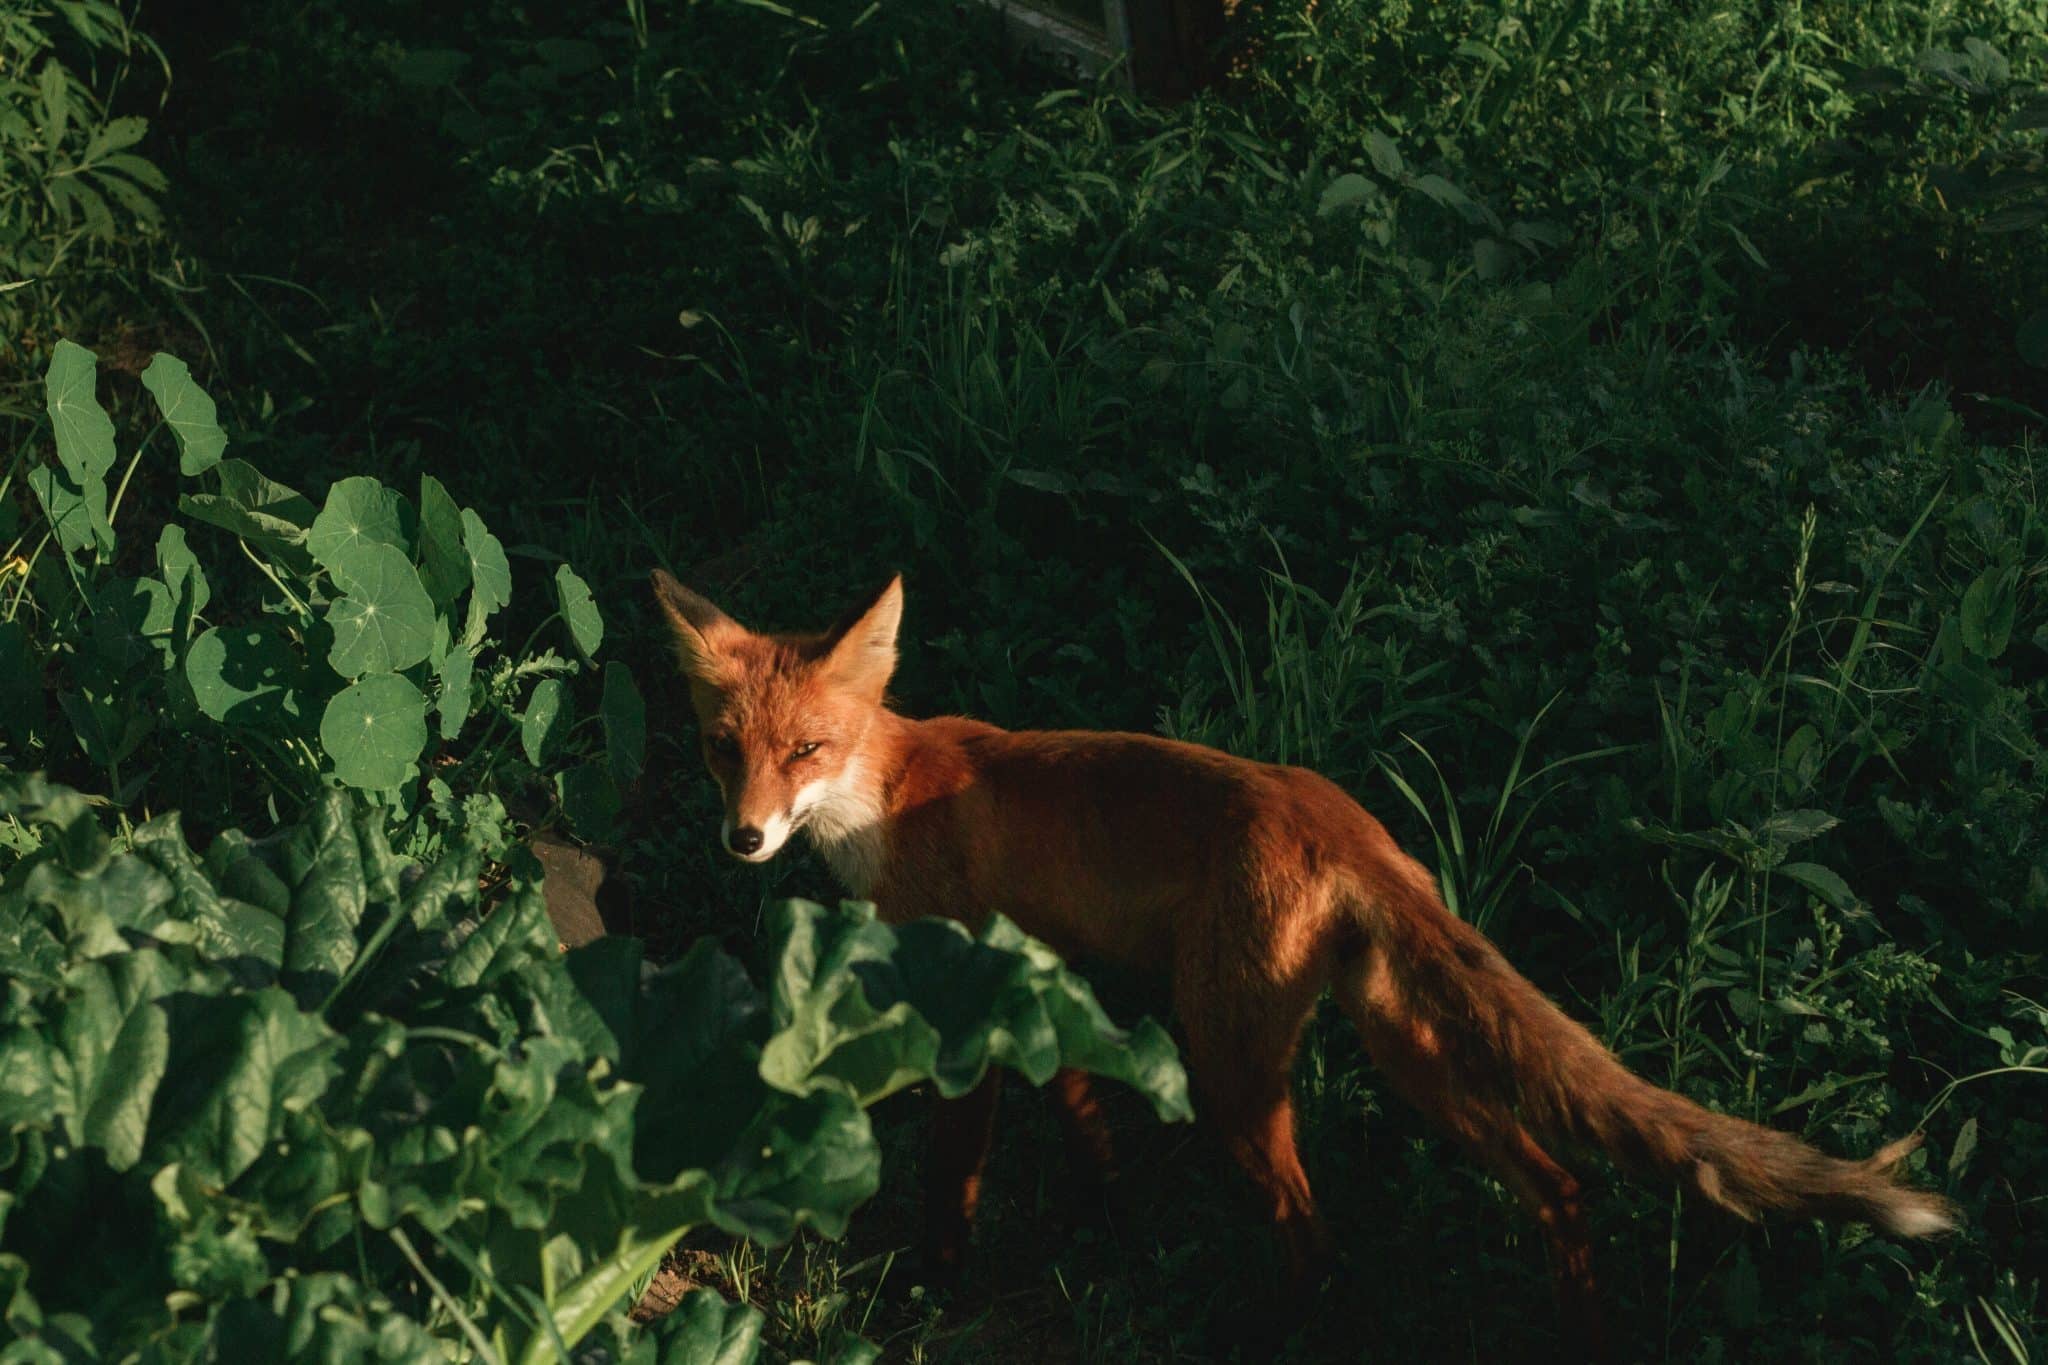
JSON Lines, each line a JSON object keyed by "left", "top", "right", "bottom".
{"left": 4, "top": 0, "right": 2045, "bottom": 1358}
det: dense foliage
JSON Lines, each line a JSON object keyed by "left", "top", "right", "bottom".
{"left": 0, "top": 774, "right": 1188, "bottom": 1361}
{"left": 2, "top": 0, "right": 2044, "bottom": 1359}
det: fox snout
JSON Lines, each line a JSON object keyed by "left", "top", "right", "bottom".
{"left": 719, "top": 800, "right": 796, "bottom": 863}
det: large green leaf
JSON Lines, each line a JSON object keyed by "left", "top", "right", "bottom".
{"left": 275, "top": 791, "right": 403, "bottom": 990}
{"left": 521, "top": 678, "right": 569, "bottom": 766}
{"left": 179, "top": 460, "right": 317, "bottom": 569}
{"left": 28, "top": 463, "right": 113, "bottom": 556}
{"left": 570, "top": 939, "right": 767, "bottom": 1177}
{"left": 645, "top": 1290, "right": 765, "bottom": 1365}
{"left": 186, "top": 624, "right": 304, "bottom": 726}
{"left": 461, "top": 507, "right": 511, "bottom": 646}
{"left": 601, "top": 663, "right": 645, "bottom": 788}
{"left": 415, "top": 474, "right": 469, "bottom": 606}
{"left": 759, "top": 901, "right": 1192, "bottom": 1120}
{"left": 139, "top": 353, "right": 228, "bottom": 476}
{"left": 88, "top": 575, "right": 174, "bottom": 673}
{"left": 1959, "top": 566, "right": 2018, "bottom": 660}
{"left": 308, "top": 476, "right": 408, "bottom": 579}
{"left": 447, "top": 880, "right": 555, "bottom": 990}
{"left": 142, "top": 986, "right": 341, "bottom": 1185}
{"left": 325, "top": 544, "right": 437, "bottom": 678}
{"left": 320, "top": 672, "right": 430, "bottom": 791}
{"left": 555, "top": 564, "right": 602, "bottom": 658}
{"left": 435, "top": 640, "right": 473, "bottom": 742}
{"left": 44, "top": 339, "right": 115, "bottom": 489}
{"left": 130, "top": 815, "right": 286, "bottom": 971}
{"left": 207, "top": 1270, "right": 441, "bottom": 1361}
{"left": 50, "top": 951, "right": 181, "bottom": 1169}
{"left": 156, "top": 525, "right": 210, "bottom": 643}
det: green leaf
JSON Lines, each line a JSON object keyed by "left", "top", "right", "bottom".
{"left": 462, "top": 508, "right": 511, "bottom": 615}
{"left": 59, "top": 687, "right": 152, "bottom": 769}
{"left": 277, "top": 791, "right": 402, "bottom": 986}
{"left": 416, "top": 475, "right": 470, "bottom": 606}
{"left": 1317, "top": 173, "right": 1376, "bottom": 218}
{"left": 1755, "top": 809, "right": 1840, "bottom": 849}
{"left": 1779, "top": 862, "right": 1858, "bottom": 910}
{"left": 44, "top": 339, "right": 115, "bottom": 488}
{"left": 89, "top": 575, "right": 173, "bottom": 673}
{"left": 326, "top": 543, "right": 437, "bottom": 678}
{"left": 40, "top": 57, "right": 69, "bottom": 148}
{"left": 138, "top": 354, "right": 228, "bottom": 475}
{"left": 1959, "top": 567, "right": 2017, "bottom": 659}
{"left": 82, "top": 114, "right": 149, "bottom": 160}
{"left": 186, "top": 624, "right": 304, "bottom": 726}
{"left": 759, "top": 902, "right": 1192, "bottom": 1120}
{"left": 1411, "top": 172, "right": 1475, "bottom": 215}
{"left": 1364, "top": 130, "right": 1403, "bottom": 179}
{"left": 448, "top": 881, "right": 555, "bottom": 989}
{"left": 179, "top": 460, "right": 317, "bottom": 566}
{"left": 209, "top": 1273, "right": 440, "bottom": 1362}
{"left": 1949, "top": 1116, "right": 1979, "bottom": 1179}
{"left": 521, "top": 678, "right": 569, "bottom": 766}
{"left": 320, "top": 672, "right": 429, "bottom": 790}
{"left": 29, "top": 462, "right": 113, "bottom": 556}
{"left": 309, "top": 476, "right": 408, "bottom": 578}
{"left": 557, "top": 763, "right": 619, "bottom": 840}
{"left": 155, "top": 525, "right": 209, "bottom": 641}
{"left": 142, "top": 986, "right": 340, "bottom": 1185}
{"left": 53, "top": 951, "right": 183, "bottom": 1168}
{"left": 129, "top": 814, "right": 287, "bottom": 969}
{"left": 644, "top": 1288, "right": 765, "bottom": 1365}
{"left": 435, "top": 642, "right": 474, "bottom": 742}
{"left": 601, "top": 663, "right": 645, "bottom": 787}
{"left": 555, "top": 564, "right": 603, "bottom": 658}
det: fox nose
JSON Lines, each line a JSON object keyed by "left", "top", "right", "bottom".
{"left": 727, "top": 826, "right": 764, "bottom": 856}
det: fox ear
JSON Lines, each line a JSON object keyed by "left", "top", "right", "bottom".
{"left": 650, "top": 569, "right": 740, "bottom": 685}
{"left": 823, "top": 574, "right": 903, "bottom": 695}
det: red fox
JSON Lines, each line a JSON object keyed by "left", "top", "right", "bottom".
{"left": 650, "top": 569, "right": 1955, "bottom": 1346}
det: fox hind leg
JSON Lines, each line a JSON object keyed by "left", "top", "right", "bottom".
{"left": 1175, "top": 961, "right": 1332, "bottom": 1289}
{"left": 921, "top": 1074, "right": 1004, "bottom": 1285}
{"left": 1050, "top": 1066, "right": 1121, "bottom": 1196}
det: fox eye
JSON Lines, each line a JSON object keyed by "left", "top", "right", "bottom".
{"left": 792, "top": 741, "right": 821, "bottom": 760}
{"left": 707, "top": 733, "right": 740, "bottom": 761}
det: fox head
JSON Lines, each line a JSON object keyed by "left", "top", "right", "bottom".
{"left": 650, "top": 569, "right": 900, "bottom": 865}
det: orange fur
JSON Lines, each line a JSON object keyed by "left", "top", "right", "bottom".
{"left": 651, "top": 569, "right": 1957, "bottom": 1346}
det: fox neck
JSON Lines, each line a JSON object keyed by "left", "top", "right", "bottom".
{"left": 797, "top": 710, "right": 904, "bottom": 899}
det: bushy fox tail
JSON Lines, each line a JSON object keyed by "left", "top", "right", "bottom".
{"left": 1337, "top": 871, "right": 1958, "bottom": 1239}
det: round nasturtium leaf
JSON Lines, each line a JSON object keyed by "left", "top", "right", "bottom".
{"left": 186, "top": 624, "right": 302, "bottom": 725}
{"left": 309, "top": 476, "right": 408, "bottom": 580}
{"left": 320, "top": 672, "right": 429, "bottom": 790}
{"left": 326, "top": 543, "right": 438, "bottom": 678}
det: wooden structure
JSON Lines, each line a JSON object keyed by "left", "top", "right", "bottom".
{"left": 981, "top": 0, "right": 1226, "bottom": 100}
